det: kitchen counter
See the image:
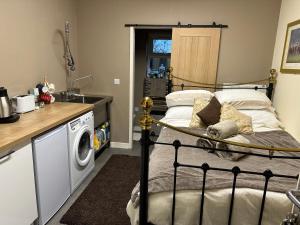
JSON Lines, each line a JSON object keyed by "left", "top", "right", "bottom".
{"left": 0, "top": 102, "right": 93, "bottom": 155}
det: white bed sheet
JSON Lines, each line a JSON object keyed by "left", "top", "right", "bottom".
{"left": 127, "top": 107, "right": 292, "bottom": 225}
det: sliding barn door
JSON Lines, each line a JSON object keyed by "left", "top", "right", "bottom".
{"left": 171, "top": 28, "right": 221, "bottom": 90}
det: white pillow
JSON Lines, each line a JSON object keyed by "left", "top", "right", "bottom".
{"left": 221, "top": 84, "right": 267, "bottom": 94}
{"left": 159, "top": 118, "right": 191, "bottom": 127}
{"left": 164, "top": 106, "right": 193, "bottom": 120}
{"left": 214, "top": 89, "right": 273, "bottom": 110}
{"left": 166, "top": 90, "right": 214, "bottom": 107}
{"left": 239, "top": 109, "right": 284, "bottom": 130}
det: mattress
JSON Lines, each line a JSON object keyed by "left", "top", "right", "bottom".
{"left": 127, "top": 188, "right": 291, "bottom": 225}
{"left": 127, "top": 106, "right": 298, "bottom": 225}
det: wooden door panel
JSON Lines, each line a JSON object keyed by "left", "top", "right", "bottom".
{"left": 171, "top": 28, "right": 221, "bottom": 90}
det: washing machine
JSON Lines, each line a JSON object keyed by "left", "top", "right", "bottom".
{"left": 68, "top": 111, "right": 95, "bottom": 193}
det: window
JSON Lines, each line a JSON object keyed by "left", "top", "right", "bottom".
{"left": 152, "top": 39, "right": 172, "bottom": 54}
{"left": 147, "top": 32, "right": 172, "bottom": 79}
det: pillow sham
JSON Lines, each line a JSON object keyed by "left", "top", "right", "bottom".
{"left": 220, "top": 103, "right": 253, "bottom": 134}
{"left": 159, "top": 118, "right": 191, "bottom": 128}
{"left": 221, "top": 84, "right": 267, "bottom": 94}
{"left": 189, "top": 97, "right": 209, "bottom": 128}
{"left": 166, "top": 90, "right": 214, "bottom": 107}
{"left": 214, "top": 89, "right": 273, "bottom": 110}
{"left": 239, "top": 109, "right": 284, "bottom": 131}
{"left": 197, "top": 96, "right": 221, "bottom": 126}
{"left": 163, "top": 106, "right": 193, "bottom": 120}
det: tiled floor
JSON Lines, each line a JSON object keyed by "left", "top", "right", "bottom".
{"left": 46, "top": 143, "right": 141, "bottom": 225}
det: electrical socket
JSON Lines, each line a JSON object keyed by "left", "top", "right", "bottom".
{"left": 114, "top": 78, "right": 120, "bottom": 85}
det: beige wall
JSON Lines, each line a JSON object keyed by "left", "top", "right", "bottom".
{"left": 76, "top": 0, "right": 281, "bottom": 143}
{"left": 272, "top": 0, "right": 300, "bottom": 141}
{"left": 0, "top": 0, "right": 78, "bottom": 97}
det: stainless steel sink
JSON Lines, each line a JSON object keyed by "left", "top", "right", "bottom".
{"left": 53, "top": 92, "right": 112, "bottom": 127}
{"left": 53, "top": 92, "right": 103, "bottom": 104}
{"left": 66, "top": 96, "right": 104, "bottom": 104}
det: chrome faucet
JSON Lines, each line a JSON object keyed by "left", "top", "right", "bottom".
{"left": 71, "top": 93, "right": 84, "bottom": 97}
{"left": 71, "top": 74, "right": 93, "bottom": 88}
{"left": 68, "top": 74, "right": 93, "bottom": 93}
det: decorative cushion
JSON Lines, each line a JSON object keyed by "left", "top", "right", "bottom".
{"left": 197, "top": 96, "right": 221, "bottom": 126}
{"left": 220, "top": 103, "right": 253, "bottom": 134}
{"left": 189, "top": 97, "right": 209, "bottom": 128}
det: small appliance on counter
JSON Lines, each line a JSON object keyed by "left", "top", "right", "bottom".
{"left": 12, "top": 95, "right": 35, "bottom": 113}
{"left": 0, "top": 87, "right": 20, "bottom": 123}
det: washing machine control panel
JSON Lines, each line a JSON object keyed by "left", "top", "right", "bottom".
{"left": 83, "top": 113, "right": 93, "bottom": 123}
{"left": 70, "top": 119, "right": 81, "bottom": 131}
{"left": 70, "top": 111, "right": 94, "bottom": 131}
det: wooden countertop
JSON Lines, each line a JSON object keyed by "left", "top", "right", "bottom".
{"left": 0, "top": 102, "right": 93, "bottom": 154}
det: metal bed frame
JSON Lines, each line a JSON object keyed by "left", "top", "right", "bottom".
{"left": 137, "top": 69, "right": 300, "bottom": 225}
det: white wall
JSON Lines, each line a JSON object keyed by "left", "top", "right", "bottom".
{"left": 272, "top": 0, "right": 300, "bottom": 141}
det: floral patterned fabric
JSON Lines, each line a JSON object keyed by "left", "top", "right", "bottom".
{"left": 189, "top": 97, "right": 209, "bottom": 128}
{"left": 220, "top": 103, "right": 253, "bottom": 134}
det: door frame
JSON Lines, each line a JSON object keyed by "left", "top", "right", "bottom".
{"left": 129, "top": 27, "right": 135, "bottom": 149}
{"left": 129, "top": 27, "right": 171, "bottom": 148}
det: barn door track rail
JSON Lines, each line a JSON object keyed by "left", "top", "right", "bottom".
{"left": 124, "top": 21, "right": 228, "bottom": 28}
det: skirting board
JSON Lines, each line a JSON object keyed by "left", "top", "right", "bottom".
{"left": 110, "top": 142, "right": 132, "bottom": 149}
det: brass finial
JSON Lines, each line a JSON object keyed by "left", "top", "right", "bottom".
{"left": 139, "top": 97, "right": 153, "bottom": 130}
{"left": 269, "top": 69, "right": 277, "bottom": 84}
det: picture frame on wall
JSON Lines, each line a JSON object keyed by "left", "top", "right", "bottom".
{"left": 281, "top": 19, "right": 300, "bottom": 74}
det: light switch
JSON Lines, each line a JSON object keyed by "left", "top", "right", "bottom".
{"left": 114, "top": 78, "right": 120, "bottom": 85}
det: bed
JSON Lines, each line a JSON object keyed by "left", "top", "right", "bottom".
{"left": 127, "top": 69, "right": 300, "bottom": 225}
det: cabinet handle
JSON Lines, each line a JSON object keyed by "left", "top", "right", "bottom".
{"left": 0, "top": 151, "right": 14, "bottom": 164}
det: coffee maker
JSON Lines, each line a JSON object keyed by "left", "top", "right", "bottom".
{"left": 0, "top": 87, "right": 20, "bottom": 123}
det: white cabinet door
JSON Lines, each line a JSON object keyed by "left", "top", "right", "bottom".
{"left": 0, "top": 143, "right": 38, "bottom": 225}
{"left": 33, "top": 125, "right": 70, "bottom": 225}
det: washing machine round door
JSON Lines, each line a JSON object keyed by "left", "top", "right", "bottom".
{"left": 74, "top": 125, "right": 93, "bottom": 167}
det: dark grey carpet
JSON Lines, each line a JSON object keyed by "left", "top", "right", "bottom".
{"left": 60, "top": 155, "right": 140, "bottom": 225}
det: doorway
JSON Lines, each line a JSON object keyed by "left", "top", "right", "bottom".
{"left": 132, "top": 28, "right": 172, "bottom": 141}
{"left": 129, "top": 26, "right": 222, "bottom": 147}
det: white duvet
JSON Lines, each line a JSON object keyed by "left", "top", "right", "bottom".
{"left": 127, "top": 106, "right": 294, "bottom": 225}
